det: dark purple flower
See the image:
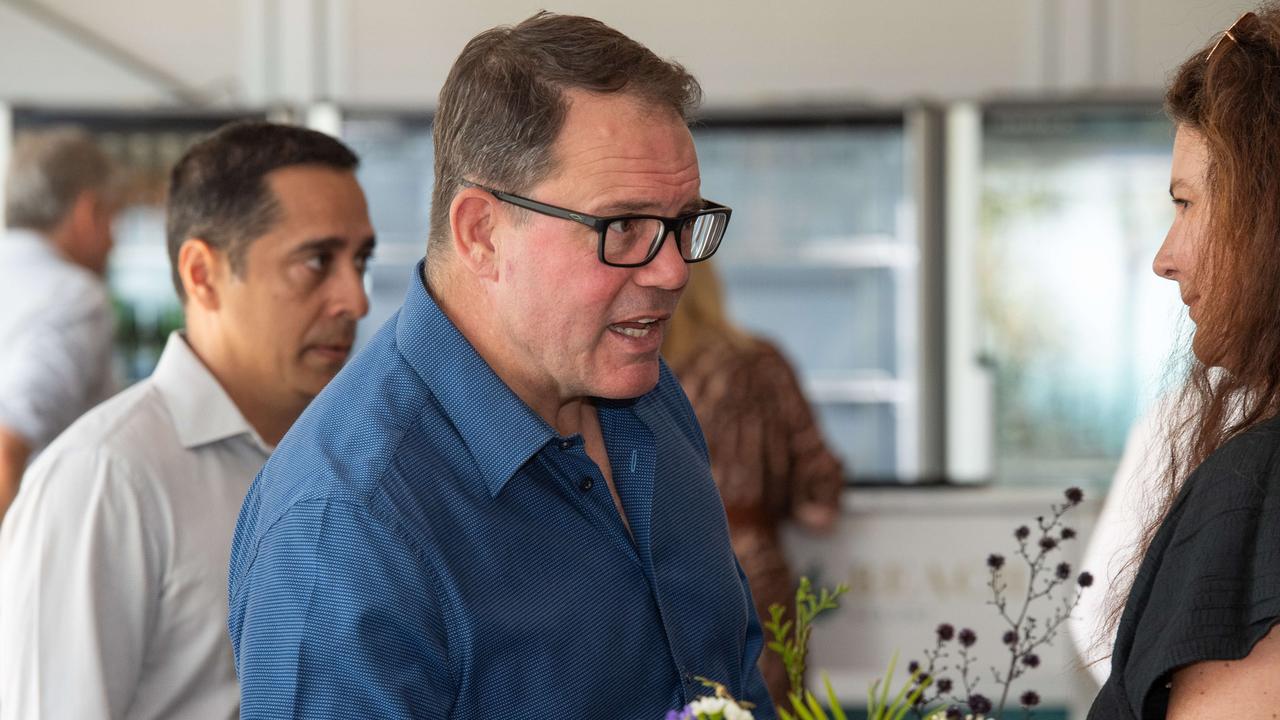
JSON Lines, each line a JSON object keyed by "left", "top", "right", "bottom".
{"left": 1078, "top": 571, "right": 1095, "bottom": 588}
{"left": 1002, "top": 630, "right": 1018, "bottom": 646}
{"left": 945, "top": 706, "right": 963, "bottom": 720}
{"left": 1056, "top": 562, "right": 1072, "bottom": 580}
{"left": 958, "top": 628, "right": 977, "bottom": 648}
{"left": 907, "top": 660, "right": 920, "bottom": 674}
{"left": 937, "top": 677, "right": 953, "bottom": 693}
{"left": 968, "top": 693, "right": 993, "bottom": 715}
{"left": 937, "top": 623, "right": 955, "bottom": 642}
{"left": 1065, "top": 487, "right": 1084, "bottom": 505}
{"left": 1020, "top": 690, "right": 1041, "bottom": 707}
{"left": 987, "top": 554, "right": 1005, "bottom": 570}
{"left": 1039, "top": 536, "right": 1059, "bottom": 551}
{"left": 1021, "top": 653, "right": 1041, "bottom": 668}
{"left": 1015, "top": 525, "right": 1031, "bottom": 540}
{"left": 1061, "top": 527, "right": 1077, "bottom": 540}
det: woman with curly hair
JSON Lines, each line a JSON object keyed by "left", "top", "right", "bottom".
{"left": 1091, "top": 5, "right": 1280, "bottom": 718}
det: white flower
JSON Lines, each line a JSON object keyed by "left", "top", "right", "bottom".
{"left": 687, "top": 695, "right": 754, "bottom": 720}
{"left": 688, "top": 697, "right": 728, "bottom": 715}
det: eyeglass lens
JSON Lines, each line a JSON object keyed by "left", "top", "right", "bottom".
{"left": 601, "top": 211, "right": 730, "bottom": 265}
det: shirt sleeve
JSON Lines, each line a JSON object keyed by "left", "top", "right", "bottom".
{"left": 0, "top": 279, "right": 114, "bottom": 452}
{"left": 229, "top": 498, "right": 451, "bottom": 720}
{"left": 0, "top": 446, "right": 161, "bottom": 719}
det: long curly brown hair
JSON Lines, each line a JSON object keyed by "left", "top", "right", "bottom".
{"left": 1104, "top": 3, "right": 1280, "bottom": 642}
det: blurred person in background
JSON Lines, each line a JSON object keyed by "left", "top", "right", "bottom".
{"left": 0, "top": 128, "right": 118, "bottom": 522}
{"left": 663, "top": 261, "right": 845, "bottom": 705}
{"left": 0, "top": 121, "right": 375, "bottom": 720}
{"left": 1089, "top": 5, "right": 1280, "bottom": 718}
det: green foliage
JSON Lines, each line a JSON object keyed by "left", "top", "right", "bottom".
{"left": 776, "top": 673, "right": 850, "bottom": 720}
{"left": 866, "top": 653, "right": 932, "bottom": 720}
{"left": 766, "top": 578, "right": 851, "bottom": 720}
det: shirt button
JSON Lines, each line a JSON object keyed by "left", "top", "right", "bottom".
{"left": 559, "top": 440, "right": 571, "bottom": 450}
{"left": 579, "top": 477, "right": 594, "bottom": 492}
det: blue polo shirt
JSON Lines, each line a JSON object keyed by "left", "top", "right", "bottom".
{"left": 228, "top": 262, "right": 774, "bottom": 719}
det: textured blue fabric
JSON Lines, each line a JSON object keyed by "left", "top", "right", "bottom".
{"left": 228, "top": 261, "right": 775, "bottom": 719}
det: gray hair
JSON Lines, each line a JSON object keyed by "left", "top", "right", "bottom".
{"left": 5, "top": 127, "right": 112, "bottom": 232}
{"left": 427, "top": 12, "right": 702, "bottom": 277}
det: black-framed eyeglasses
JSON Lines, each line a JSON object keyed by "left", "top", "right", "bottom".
{"left": 466, "top": 182, "right": 732, "bottom": 268}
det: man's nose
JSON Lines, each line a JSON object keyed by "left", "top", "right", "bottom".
{"left": 334, "top": 263, "right": 371, "bottom": 319}
{"left": 635, "top": 229, "right": 689, "bottom": 291}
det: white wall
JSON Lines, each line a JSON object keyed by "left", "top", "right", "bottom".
{"left": 0, "top": 0, "right": 1257, "bottom": 109}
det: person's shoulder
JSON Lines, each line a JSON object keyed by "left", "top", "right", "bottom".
{"left": 744, "top": 335, "right": 800, "bottom": 374}
{"left": 249, "top": 326, "right": 434, "bottom": 517}
{"left": 14, "top": 381, "right": 175, "bottom": 520}
{"left": 0, "top": 251, "right": 109, "bottom": 327}
{"left": 1205, "top": 414, "right": 1280, "bottom": 471}
{"left": 22, "top": 249, "right": 110, "bottom": 312}
{"left": 1184, "top": 414, "right": 1280, "bottom": 503}
{"left": 41, "top": 379, "right": 175, "bottom": 466}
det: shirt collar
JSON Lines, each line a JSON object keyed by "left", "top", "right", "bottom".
{"left": 395, "top": 261, "right": 556, "bottom": 498}
{"left": 4, "top": 228, "right": 61, "bottom": 260}
{"left": 151, "top": 332, "right": 272, "bottom": 454}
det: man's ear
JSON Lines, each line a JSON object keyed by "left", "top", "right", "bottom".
{"left": 66, "top": 191, "right": 98, "bottom": 239}
{"left": 448, "top": 187, "right": 502, "bottom": 281}
{"left": 177, "top": 238, "right": 225, "bottom": 310}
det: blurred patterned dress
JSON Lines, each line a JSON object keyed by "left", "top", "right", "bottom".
{"left": 670, "top": 335, "right": 845, "bottom": 706}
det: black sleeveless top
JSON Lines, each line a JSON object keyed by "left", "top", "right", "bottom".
{"left": 1089, "top": 415, "right": 1280, "bottom": 719}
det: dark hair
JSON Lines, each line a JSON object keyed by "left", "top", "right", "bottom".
{"left": 165, "top": 120, "right": 359, "bottom": 302}
{"left": 427, "top": 11, "right": 702, "bottom": 273}
{"left": 1104, "top": 1, "right": 1280, "bottom": 643}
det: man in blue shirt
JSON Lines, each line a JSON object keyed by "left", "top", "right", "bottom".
{"left": 228, "top": 12, "right": 774, "bottom": 719}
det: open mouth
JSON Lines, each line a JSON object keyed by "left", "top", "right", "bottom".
{"left": 608, "top": 317, "right": 664, "bottom": 339}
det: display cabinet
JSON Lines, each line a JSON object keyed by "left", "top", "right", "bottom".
{"left": 946, "top": 100, "right": 1180, "bottom": 486}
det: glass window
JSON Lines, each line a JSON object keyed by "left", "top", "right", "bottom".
{"left": 694, "top": 119, "right": 918, "bottom": 482}
{"left": 974, "top": 104, "right": 1180, "bottom": 485}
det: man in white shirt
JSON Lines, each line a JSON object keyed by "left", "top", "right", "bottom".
{"left": 0, "top": 128, "right": 118, "bottom": 521}
{"left": 0, "top": 121, "right": 376, "bottom": 719}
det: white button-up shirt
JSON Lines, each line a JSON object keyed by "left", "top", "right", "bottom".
{"left": 0, "top": 332, "right": 271, "bottom": 719}
{"left": 0, "top": 228, "right": 115, "bottom": 457}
